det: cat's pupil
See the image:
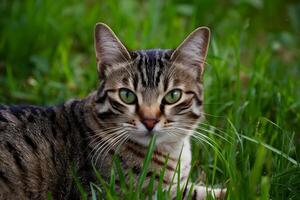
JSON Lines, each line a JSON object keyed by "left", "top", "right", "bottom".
{"left": 171, "top": 92, "right": 175, "bottom": 99}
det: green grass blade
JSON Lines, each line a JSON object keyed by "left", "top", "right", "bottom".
{"left": 71, "top": 167, "right": 87, "bottom": 200}
{"left": 241, "top": 134, "right": 299, "bottom": 166}
{"left": 137, "top": 134, "right": 157, "bottom": 196}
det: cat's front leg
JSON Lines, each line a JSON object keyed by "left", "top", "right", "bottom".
{"left": 169, "top": 183, "right": 226, "bottom": 200}
{"left": 187, "top": 185, "right": 226, "bottom": 200}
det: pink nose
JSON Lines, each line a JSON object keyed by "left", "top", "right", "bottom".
{"left": 141, "top": 118, "right": 158, "bottom": 131}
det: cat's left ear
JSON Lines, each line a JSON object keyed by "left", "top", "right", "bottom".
{"left": 170, "top": 27, "right": 210, "bottom": 76}
{"left": 94, "top": 23, "right": 131, "bottom": 78}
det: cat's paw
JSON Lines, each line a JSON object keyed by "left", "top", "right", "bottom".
{"left": 193, "top": 186, "right": 226, "bottom": 200}
{"left": 211, "top": 187, "right": 226, "bottom": 199}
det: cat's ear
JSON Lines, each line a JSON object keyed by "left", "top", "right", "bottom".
{"left": 170, "top": 27, "right": 210, "bottom": 76}
{"left": 94, "top": 23, "right": 131, "bottom": 78}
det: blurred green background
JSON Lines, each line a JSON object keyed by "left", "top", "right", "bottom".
{"left": 0, "top": 0, "right": 300, "bottom": 199}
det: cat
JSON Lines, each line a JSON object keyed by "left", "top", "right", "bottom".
{"left": 0, "top": 23, "right": 226, "bottom": 199}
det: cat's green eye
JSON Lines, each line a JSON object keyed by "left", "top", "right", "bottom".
{"left": 119, "top": 88, "right": 137, "bottom": 104}
{"left": 163, "top": 89, "right": 182, "bottom": 104}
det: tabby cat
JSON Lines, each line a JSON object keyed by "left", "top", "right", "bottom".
{"left": 0, "top": 23, "right": 225, "bottom": 199}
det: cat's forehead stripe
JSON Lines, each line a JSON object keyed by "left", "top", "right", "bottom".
{"left": 133, "top": 49, "right": 171, "bottom": 88}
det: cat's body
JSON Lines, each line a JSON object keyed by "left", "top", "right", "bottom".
{"left": 0, "top": 101, "right": 94, "bottom": 199}
{"left": 0, "top": 23, "right": 225, "bottom": 199}
{"left": 0, "top": 96, "right": 191, "bottom": 200}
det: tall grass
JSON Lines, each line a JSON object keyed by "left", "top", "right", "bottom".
{"left": 1, "top": 0, "right": 300, "bottom": 199}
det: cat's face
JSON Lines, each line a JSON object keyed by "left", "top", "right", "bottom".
{"left": 93, "top": 23, "right": 210, "bottom": 145}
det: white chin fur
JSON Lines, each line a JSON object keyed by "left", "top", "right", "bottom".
{"left": 129, "top": 130, "right": 188, "bottom": 146}
{"left": 128, "top": 122, "right": 191, "bottom": 146}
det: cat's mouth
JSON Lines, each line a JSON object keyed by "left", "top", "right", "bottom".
{"left": 131, "top": 129, "right": 158, "bottom": 137}
{"left": 127, "top": 123, "right": 185, "bottom": 146}
{"left": 143, "top": 130, "right": 158, "bottom": 137}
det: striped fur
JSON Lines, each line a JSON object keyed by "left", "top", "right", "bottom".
{"left": 0, "top": 23, "right": 226, "bottom": 199}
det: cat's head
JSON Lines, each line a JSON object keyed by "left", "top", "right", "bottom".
{"left": 93, "top": 23, "right": 210, "bottom": 145}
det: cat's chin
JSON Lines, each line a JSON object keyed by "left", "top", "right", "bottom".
{"left": 129, "top": 131, "right": 188, "bottom": 147}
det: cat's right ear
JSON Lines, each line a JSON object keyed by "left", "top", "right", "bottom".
{"left": 170, "top": 27, "right": 210, "bottom": 77}
{"left": 94, "top": 23, "right": 131, "bottom": 78}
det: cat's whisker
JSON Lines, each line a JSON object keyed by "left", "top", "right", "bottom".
{"left": 93, "top": 134, "right": 118, "bottom": 165}
{"left": 191, "top": 135, "right": 217, "bottom": 151}
{"left": 96, "top": 120, "right": 128, "bottom": 123}
{"left": 170, "top": 123, "right": 231, "bottom": 144}
{"left": 198, "top": 122, "right": 234, "bottom": 139}
{"left": 107, "top": 134, "right": 130, "bottom": 162}
{"left": 171, "top": 128, "right": 216, "bottom": 150}
{"left": 90, "top": 130, "right": 125, "bottom": 162}
{"left": 113, "top": 133, "right": 130, "bottom": 153}
{"left": 177, "top": 127, "right": 217, "bottom": 142}
{"left": 103, "top": 133, "right": 130, "bottom": 162}
{"left": 173, "top": 127, "right": 227, "bottom": 162}
{"left": 101, "top": 132, "right": 129, "bottom": 164}
{"left": 198, "top": 112, "right": 226, "bottom": 118}
{"left": 87, "top": 127, "right": 123, "bottom": 139}
{"left": 95, "top": 130, "right": 128, "bottom": 163}
{"left": 91, "top": 130, "right": 124, "bottom": 153}
{"left": 121, "top": 124, "right": 137, "bottom": 129}
{"left": 162, "top": 129, "right": 212, "bottom": 151}
{"left": 171, "top": 127, "right": 218, "bottom": 150}
{"left": 84, "top": 127, "right": 121, "bottom": 138}
{"left": 101, "top": 131, "right": 128, "bottom": 162}
{"left": 160, "top": 121, "right": 229, "bottom": 146}
{"left": 196, "top": 126, "right": 233, "bottom": 143}
{"left": 88, "top": 127, "right": 124, "bottom": 145}
{"left": 163, "top": 130, "right": 183, "bottom": 139}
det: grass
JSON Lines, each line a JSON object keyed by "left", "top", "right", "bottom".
{"left": 1, "top": 0, "right": 300, "bottom": 199}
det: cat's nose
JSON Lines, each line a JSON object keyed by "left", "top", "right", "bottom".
{"left": 138, "top": 105, "right": 161, "bottom": 131}
{"left": 141, "top": 118, "right": 159, "bottom": 131}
